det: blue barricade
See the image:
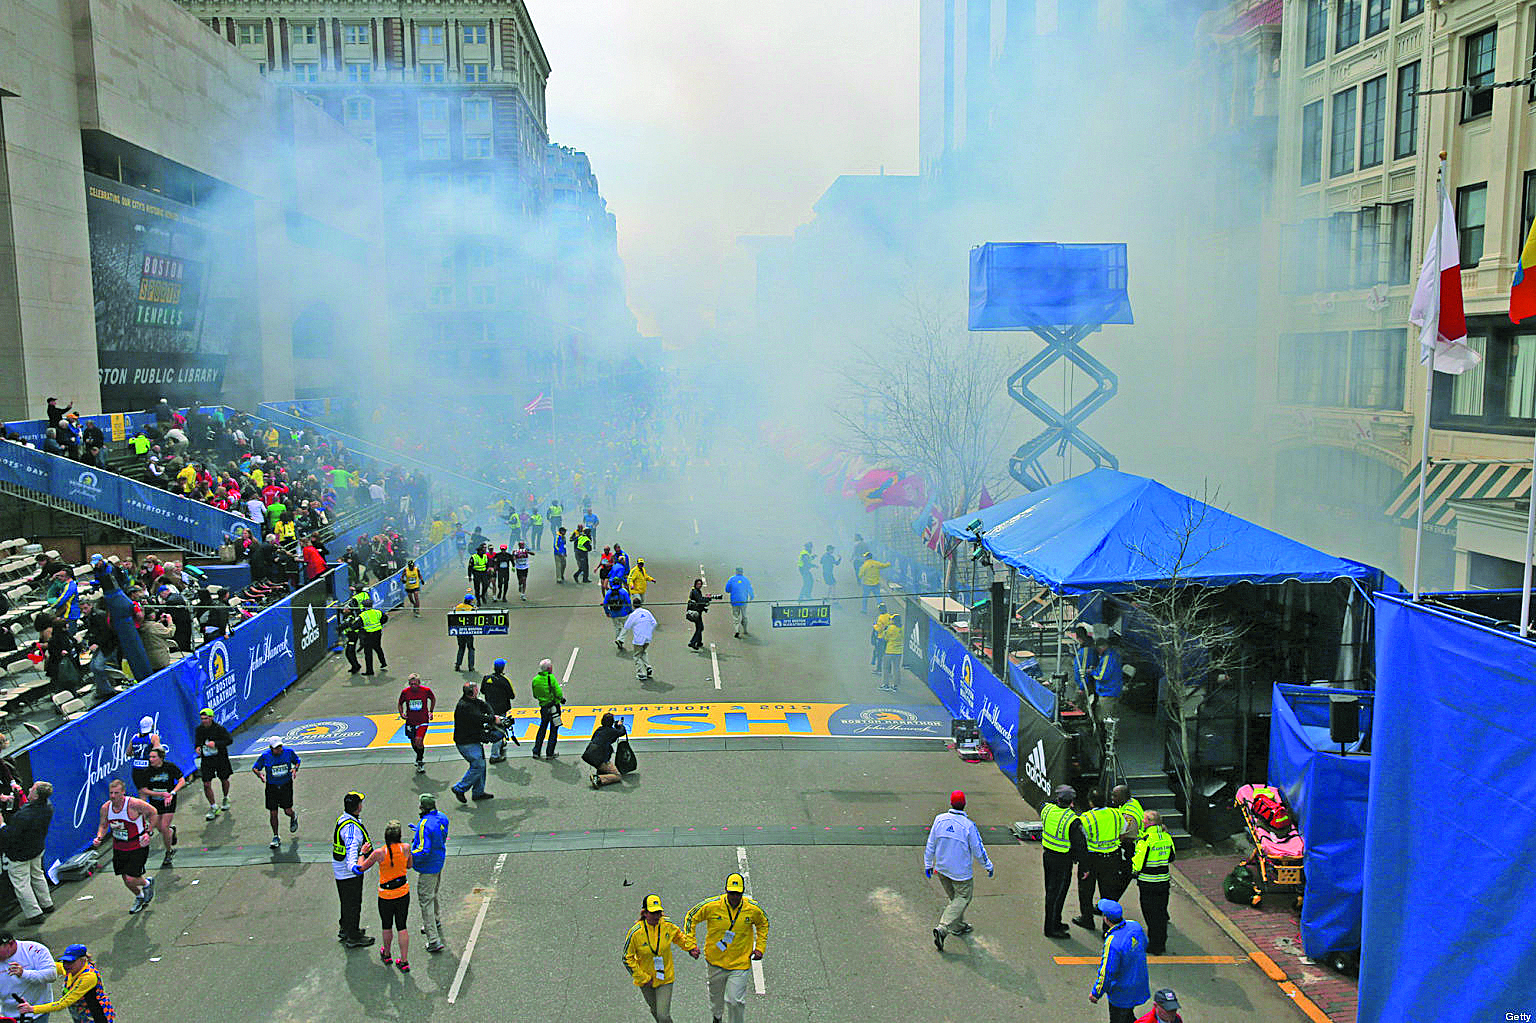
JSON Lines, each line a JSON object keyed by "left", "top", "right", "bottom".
{"left": 191, "top": 598, "right": 298, "bottom": 730}
{"left": 1007, "top": 659, "right": 1057, "bottom": 720}
{"left": 927, "top": 622, "right": 1021, "bottom": 783}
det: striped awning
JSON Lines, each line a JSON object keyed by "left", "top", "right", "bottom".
{"left": 1385, "top": 461, "right": 1532, "bottom": 531}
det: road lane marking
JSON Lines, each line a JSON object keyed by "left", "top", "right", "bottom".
{"left": 447, "top": 851, "right": 508, "bottom": 1003}
{"left": 735, "top": 845, "right": 767, "bottom": 994}
{"left": 617, "top": 520, "right": 624, "bottom": 532}
{"left": 693, "top": 519, "right": 699, "bottom": 535}
{"left": 710, "top": 643, "right": 721, "bottom": 690}
{"left": 563, "top": 647, "right": 579, "bottom": 685}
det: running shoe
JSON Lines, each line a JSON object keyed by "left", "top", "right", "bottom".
{"left": 290, "top": 812, "right": 300, "bottom": 833}
{"left": 128, "top": 895, "right": 146, "bottom": 915}
{"left": 142, "top": 876, "right": 155, "bottom": 903}
{"left": 205, "top": 806, "right": 218, "bottom": 821}
{"left": 269, "top": 835, "right": 281, "bottom": 849}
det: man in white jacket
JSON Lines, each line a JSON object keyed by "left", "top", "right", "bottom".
{"left": 924, "top": 790, "right": 994, "bottom": 952}
{"left": 622, "top": 597, "right": 658, "bottom": 680}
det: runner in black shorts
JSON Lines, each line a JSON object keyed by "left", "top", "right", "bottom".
{"left": 252, "top": 737, "right": 301, "bottom": 849}
{"left": 138, "top": 748, "right": 184, "bottom": 868}
{"left": 92, "top": 778, "right": 157, "bottom": 913}
{"left": 194, "top": 707, "right": 235, "bottom": 820}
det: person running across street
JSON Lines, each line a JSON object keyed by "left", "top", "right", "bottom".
{"left": 403, "top": 558, "right": 423, "bottom": 617}
{"left": 450, "top": 681, "right": 498, "bottom": 803}
{"left": 683, "top": 872, "right": 769, "bottom": 1023}
{"left": 623, "top": 597, "right": 658, "bottom": 680}
{"left": 512, "top": 541, "right": 535, "bottom": 601}
{"left": 1089, "top": 899, "right": 1151, "bottom": 1023}
{"left": 583, "top": 505, "right": 599, "bottom": 545}
{"left": 724, "top": 568, "right": 753, "bottom": 638}
{"left": 358, "top": 820, "right": 413, "bottom": 973}
{"left": 398, "top": 673, "right": 437, "bottom": 774}
{"left": 137, "top": 748, "right": 184, "bottom": 868}
{"left": 91, "top": 778, "right": 157, "bottom": 914}
{"left": 623, "top": 893, "right": 698, "bottom": 1023}
{"left": 15, "top": 943, "right": 112, "bottom": 1023}
{"left": 924, "top": 790, "right": 993, "bottom": 951}
{"left": 857, "top": 551, "right": 891, "bottom": 611}
{"left": 796, "top": 542, "right": 815, "bottom": 600}
{"left": 604, "top": 579, "right": 633, "bottom": 649}
{"left": 411, "top": 793, "right": 450, "bottom": 954}
{"left": 481, "top": 659, "right": 519, "bottom": 762}
{"left": 628, "top": 558, "right": 657, "bottom": 601}
{"left": 583, "top": 712, "right": 628, "bottom": 789}
{"left": 530, "top": 658, "right": 563, "bottom": 759}
{"left": 453, "top": 593, "right": 478, "bottom": 672}
{"left": 194, "top": 708, "right": 235, "bottom": 820}
{"left": 553, "top": 527, "right": 569, "bottom": 583}
{"left": 252, "top": 736, "right": 301, "bottom": 848}
{"left": 820, "top": 544, "right": 841, "bottom": 596}
{"left": 333, "top": 790, "right": 374, "bottom": 948}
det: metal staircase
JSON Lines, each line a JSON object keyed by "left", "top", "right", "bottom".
{"left": 0, "top": 480, "right": 220, "bottom": 555}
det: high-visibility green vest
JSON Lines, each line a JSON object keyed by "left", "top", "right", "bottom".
{"left": 575, "top": 534, "right": 592, "bottom": 552}
{"left": 333, "top": 813, "right": 369, "bottom": 860}
{"left": 471, "top": 553, "right": 488, "bottom": 572}
{"left": 1084, "top": 806, "right": 1123, "bottom": 855}
{"left": 798, "top": 551, "right": 813, "bottom": 569}
{"left": 548, "top": 504, "right": 563, "bottom": 519}
{"left": 1041, "top": 803, "right": 1077, "bottom": 854}
{"left": 531, "top": 511, "right": 543, "bottom": 526}
{"left": 360, "top": 608, "right": 383, "bottom": 633}
{"left": 1135, "top": 826, "right": 1175, "bottom": 883}
{"left": 1119, "top": 797, "right": 1145, "bottom": 842}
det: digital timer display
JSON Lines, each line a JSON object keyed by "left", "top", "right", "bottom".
{"left": 770, "top": 603, "right": 832, "bottom": 628}
{"left": 447, "top": 611, "right": 510, "bottom": 635}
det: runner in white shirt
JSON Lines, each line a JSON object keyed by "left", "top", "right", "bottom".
{"left": 511, "top": 541, "right": 536, "bottom": 601}
{"left": 622, "top": 598, "right": 659, "bottom": 681}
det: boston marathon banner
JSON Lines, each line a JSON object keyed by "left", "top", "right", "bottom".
{"left": 927, "top": 623, "right": 1021, "bottom": 784}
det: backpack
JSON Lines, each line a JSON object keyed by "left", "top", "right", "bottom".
{"left": 1223, "top": 863, "right": 1261, "bottom": 906}
{"left": 615, "top": 739, "right": 637, "bottom": 775}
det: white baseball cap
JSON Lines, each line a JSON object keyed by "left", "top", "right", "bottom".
{"left": 139, "top": 716, "right": 154, "bottom": 732}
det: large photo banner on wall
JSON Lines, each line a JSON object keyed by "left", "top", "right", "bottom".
{"left": 84, "top": 173, "right": 253, "bottom": 410}
{"left": 193, "top": 599, "right": 296, "bottom": 729}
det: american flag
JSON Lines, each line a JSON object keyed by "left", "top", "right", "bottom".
{"left": 522, "top": 393, "right": 554, "bottom": 414}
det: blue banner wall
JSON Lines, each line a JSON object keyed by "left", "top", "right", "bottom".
{"left": 191, "top": 599, "right": 297, "bottom": 730}
{"left": 24, "top": 662, "right": 201, "bottom": 877}
{"left": 1359, "top": 595, "right": 1536, "bottom": 1023}
{"left": 927, "top": 623, "right": 1021, "bottom": 782}
{"left": 1007, "top": 660, "right": 1057, "bottom": 720}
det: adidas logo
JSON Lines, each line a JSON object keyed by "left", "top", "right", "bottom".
{"left": 1024, "top": 739, "right": 1049, "bottom": 793}
{"left": 300, "top": 605, "right": 321, "bottom": 648}
{"left": 908, "top": 620, "right": 922, "bottom": 657}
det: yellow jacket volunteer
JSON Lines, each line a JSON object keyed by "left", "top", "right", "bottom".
{"left": 623, "top": 896, "right": 696, "bottom": 987}
{"left": 683, "top": 876, "right": 769, "bottom": 970}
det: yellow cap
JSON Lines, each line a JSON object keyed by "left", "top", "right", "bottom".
{"left": 725, "top": 872, "right": 745, "bottom": 893}
{"left": 643, "top": 894, "right": 663, "bottom": 913}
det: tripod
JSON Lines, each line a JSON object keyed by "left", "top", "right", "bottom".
{"left": 1099, "top": 715, "right": 1123, "bottom": 801}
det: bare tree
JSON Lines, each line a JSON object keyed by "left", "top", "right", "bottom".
{"left": 1117, "top": 488, "right": 1248, "bottom": 817}
{"left": 835, "top": 295, "right": 1016, "bottom": 520}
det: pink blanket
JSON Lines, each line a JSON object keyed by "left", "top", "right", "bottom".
{"left": 1236, "top": 783, "right": 1305, "bottom": 860}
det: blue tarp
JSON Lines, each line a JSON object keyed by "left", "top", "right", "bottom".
{"left": 1359, "top": 594, "right": 1536, "bottom": 1023}
{"left": 942, "top": 469, "right": 1379, "bottom": 593}
{"left": 968, "top": 242, "right": 1133, "bottom": 329}
{"left": 1268, "top": 685, "right": 1371, "bottom": 961}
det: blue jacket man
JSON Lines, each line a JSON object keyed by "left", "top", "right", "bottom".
{"left": 724, "top": 568, "right": 754, "bottom": 638}
{"left": 411, "top": 793, "right": 450, "bottom": 953}
{"left": 1092, "top": 641, "right": 1124, "bottom": 699}
{"left": 604, "top": 583, "right": 632, "bottom": 648}
{"left": 1090, "top": 899, "right": 1150, "bottom": 1019}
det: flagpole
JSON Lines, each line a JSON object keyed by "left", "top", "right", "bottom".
{"left": 1411, "top": 152, "right": 1448, "bottom": 600}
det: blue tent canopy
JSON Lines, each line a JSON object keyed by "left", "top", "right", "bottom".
{"left": 942, "top": 469, "right": 1379, "bottom": 593}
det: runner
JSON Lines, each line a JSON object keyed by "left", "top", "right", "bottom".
{"left": 397, "top": 673, "right": 437, "bottom": 774}
{"left": 512, "top": 540, "right": 536, "bottom": 601}
{"left": 403, "top": 558, "right": 423, "bottom": 617}
{"left": 252, "top": 736, "right": 301, "bottom": 849}
{"left": 126, "top": 715, "right": 162, "bottom": 790}
{"left": 90, "top": 779, "right": 157, "bottom": 914}
{"left": 194, "top": 708, "right": 234, "bottom": 820}
{"left": 137, "top": 747, "right": 184, "bottom": 868}
{"left": 553, "top": 527, "right": 569, "bottom": 583}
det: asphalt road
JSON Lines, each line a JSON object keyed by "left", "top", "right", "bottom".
{"left": 26, "top": 467, "right": 1305, "bottom": 1021}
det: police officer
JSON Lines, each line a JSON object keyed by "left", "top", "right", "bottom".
{"left": 359, "top": 602, "right": 387, "bottom": 676}
{"left": 573, "top": 527, "right": 593, "bottom": 584}
{"left": 1112, "top": 784, "right": 1145, "bottom": 892}
{"left": 1040, "top": 785, "right": 1079, "bottom": 938}
{"left": 529, "top": 506, "right": 544, "bottom": 550}
{"left": 333, "top": 790, "right": 373, "bottom": 948}
{"left": 468, "top": 544, "right": 492, "bottom": 603}
{"left": 547, "top": 499, "right": 564, "bottom": 535}
{"left": 1073, "top": 794, "right": 1127, "bottom": 932}
{"left": 796, "top": 542, "right": 815, "bottom": 600}
{"left": 341, "top": 601, "right": 363, "bottom": 674}
{"left": 1133, "top": 810, "right": 1176, "bottom": 955}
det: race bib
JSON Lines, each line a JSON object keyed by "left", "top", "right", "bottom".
{"left": 407, "top": 700, "right": 424, "bottom": 712}
{"left": 652, "top": 956, "right": 665, "bottom": 980}
{"left": 268, "top": 763, "right": 290, "bottom": 779}
{"left": 110, "top": 822, "right": 129, "bottom": 841}
{"left": 717, "top": 929, "right": 735, "bottom": 951}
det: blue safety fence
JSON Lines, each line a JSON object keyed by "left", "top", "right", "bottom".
{"left": 1359, "top": 594, "right": 1536, "bottom": 1023}
{"left": 927, "top": 621, "right": 1020, "bottom": 783}
{"left": 0, "top": 440, "right": 247, "bottom": 549}
{"left": 1268, "top": 684, "right": 1371, "bottom": 962}
{"left": 1007, "top": 659, "right": 1057, "bottom": 720}
{"left": 17, "top": 536, "right": 458, "bottom": 875}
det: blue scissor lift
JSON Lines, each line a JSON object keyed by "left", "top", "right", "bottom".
{"left": 968, "top": 243, "right": 1133, "bottom": 491}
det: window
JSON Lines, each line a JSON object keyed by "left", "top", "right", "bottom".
{"left": 464, "top": 136, "right": 492, "bottom": 159}
{"left": 463, "top": 24, "right": 488, "bottom": 45}
{"left": 345, "top": 62, "right": 372, "bottom": 83}
{"left": 1336, "top": 0, "right": 1361, "bottom": 53}
{"left": 1449, "top": 338, "right": 1488, "bottom": 416}
{"left": 1327, "top": 212, "right": 1354, "bottom": 290}
{"left": 419, "top": 63, "right": 446, "bottom": 84}
{"left": 419, "top": 136, "right": 450, "bottom": 160}
{"left": 1279, "top": 333, "right": 1350, "bottom": 407}
{"left": 1457, "top": 183, "right": 1487, "bottom": 266}
{"left": 430, "top": 284, "right": 454, "bottom": 307}
{"left": 1360, "top": 75, "right": 1386, "bottom": 168}
{"left": 1331, "top": 87, "right": 1357, "bottom": 177}
{"left": 1304, "top": 0, "right": 1327, "bottom": 67}
{"left": 1389, "top": 200, "right": 1415, "bottom": 285}
{"left": 1463, "top": 27, "right": 1496, "bottom": 121}
{"left": 470, "top": 284, "right": 496, "bottom": 306}
{"left": 1508, "top": 338, "right": 1536, "bottom": 418}
{"left": 1356, "top": 207, "right": 1380, "bottom": 287}
{"left": 1523, "top": 171, "right": 1536, "bottom": 248}
{"left": 343, "top": 23, "right": 369, "bottom": 45}
{"left": 292, "top": 62, "right": 319, "bottom": 83}
{"left": 467, "top": 246, "right": 494, "bottom": 269}
{"left": 344, "top": 96, "right": 373, "bottom": 122}
{"left": 417, "top": 25, "right": 443, "bottom": 47}
{"left": 1283, "top": 219, "right": 1322, "bottom": 293}
{"left": 1395, "top": 62, "right": 1420, "bottom": 159}
{"left": 463, "top": 97, "right": 491, "bottom": 123}
{"left": 292, "top": 23, "right": 317, "bottom": 45}
{"left": 464, "top": 63, "right": 490, "bottom": 83}
{"left": 419, "top": 97, "right": 448, "bottom": 123}
{"left": 1301, "top": 100, "right": 1324, "bottom": 185}
{"left": 1349, "top": 330, "right": 1406, "bottom": 409}
{"left": 1401, "top": 0, "right": 1423, "bottom": 19}
{"left": 1365, "top": 0, "right": 1389, "bottom": 38}
{"left": 238, "top": 22, "right": 264, "bottom": 45}
{"left": 463, "top": 174, "right": 493, "bottom": 196}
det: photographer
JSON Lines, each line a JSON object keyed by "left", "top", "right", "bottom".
{"left": 480, "top": 660, "right": 520, "bottom": 762}
{"left": 530, "top": 658, "right": 563, "bottom": 759}
{"left": 449, "top": 682, "right": 499, "bottom": 804}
